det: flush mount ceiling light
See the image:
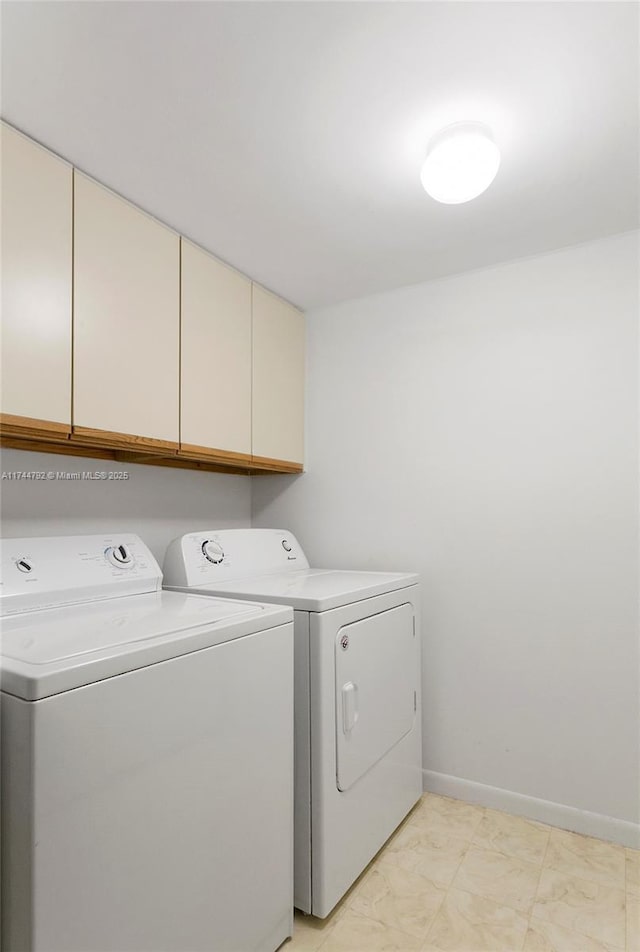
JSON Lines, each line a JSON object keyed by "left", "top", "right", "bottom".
{"left": 420, "top": 122, "right": 500, "bottom": 204}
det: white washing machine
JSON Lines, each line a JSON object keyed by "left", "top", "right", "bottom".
{"left": 163, "top": 528, "right": 423, "bottom": 918}
{"left": 0, "top": 534, "right": 294, "bottom": 952}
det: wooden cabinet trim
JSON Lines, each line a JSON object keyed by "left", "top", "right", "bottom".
{"left": 1, "top": 436, "right": 115, "bottom": 461}
{"left": 2, "top": 429, "right": 302, "bottom": 475}
{"left": 72, "top": 426, "right": 179, "bottom": 454}
{"left": 0, "top": 413, "right": 71, "bottom": 441}
{"left": 119, "top": 453, "right": 252, "bottom": 476}
{"left": 179, "top": 443, "right": 252, "bottom": 466}
{"left": 250, "top": 454, "right": 303, "bottom": 474}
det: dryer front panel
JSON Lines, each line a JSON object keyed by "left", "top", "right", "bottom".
{"left": 335, "top": 603, "right": 416, "bottom": 792}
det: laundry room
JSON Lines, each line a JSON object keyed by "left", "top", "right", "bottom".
{"left": 0, "top": 3, "right": 638, "bottom": 952}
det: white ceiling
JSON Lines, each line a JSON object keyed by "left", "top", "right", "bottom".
{"left": 2, "top": 1, "right": 638, "bottom": 309}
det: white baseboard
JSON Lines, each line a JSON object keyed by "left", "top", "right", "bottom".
{"left": 423, "top": 769, "right": 640, "bottom": 849}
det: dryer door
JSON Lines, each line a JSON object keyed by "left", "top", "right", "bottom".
{"left": 335, "top": 603, "right": 416, "bottom": 792}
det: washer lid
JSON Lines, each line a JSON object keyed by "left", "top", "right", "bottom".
{"left": 1, "top": 590, "right": 291, "bottom": 700}
{"left": 167, "top": 568, "right": 419, "bottom": 612}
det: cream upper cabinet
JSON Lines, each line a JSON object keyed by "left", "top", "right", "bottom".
{"left": 1, "top": 124, "right": 72, "bottom": 427}
{"left": 73, "top": 172, "right": 180, "bottom": 444}
{"left": 252, "top": 284, "right": 304, "bottom": 464}
{"left": 180, "top": 240, "right": 252, "bottom": 456}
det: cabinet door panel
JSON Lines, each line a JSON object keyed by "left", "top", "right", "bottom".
{"left": 252, "top": 285, "right": 304, "bottom": 464}
{"left": 181, "top": 240, "right": 251, "bottom": 455}
{"left": 1, "top": 124, "right": 72, "bottom": 426}
{"left": 73, "top": 173, "right": 179, "bottom": 443}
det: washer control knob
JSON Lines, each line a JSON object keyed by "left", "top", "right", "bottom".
{"left": 105, "top": 544, "right": 135, "bottom": 569}
{"left": 202, "top": 540, "right": 224, "bottom": 564}
{"left": 282, "top": 540, "right": 292, "bottom": 552}
{"left": 16, "top": 558, "right": 33, "bottom": 573}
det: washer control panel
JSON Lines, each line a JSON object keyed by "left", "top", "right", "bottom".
{"left": 0, "top": 534, "right": 161, "bottom": 616}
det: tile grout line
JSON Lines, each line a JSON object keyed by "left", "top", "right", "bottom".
{"left": 436, "top": 802, "right": 552, "bottom": 950}
{"left": 425, "top": 885, "right": 534, "bottom": 952}
{"left": 416, "top": 795, "right": 480, "bottom": 947}
{"left": 320, "top": 796, "right": 483, "bottom": 951}
{"left": 337, "top": 827, "right": 454, "bottom": 948}
{"left": 422, "top": 806, "right": 483, "bottom": 948}
{"left": 336, "top": 902, "right": 437, "bottom": 948}
{"left": 523, "top": 825, "right": 552, "bottom": 948}
{"left": 530, "top": 831, "right": 628, "bottom": 950}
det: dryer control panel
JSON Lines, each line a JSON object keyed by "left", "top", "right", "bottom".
{"left": 0, "top": 534, "right": 161, "bottom": 616}
{"left": 163, "top": 528, "right": 310, "bottom": 588}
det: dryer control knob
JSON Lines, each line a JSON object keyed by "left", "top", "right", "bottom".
{"left": 202, "top": 540, "right": 224, "bottom": 564}
{"left": 282, "top": 540, "right": 292, "bottom": 552}
{"left": 16, "top": 558, "right": 33, "bottom": 573}
{"left": 105, "top": 544, "right": 135, "bottom": 569}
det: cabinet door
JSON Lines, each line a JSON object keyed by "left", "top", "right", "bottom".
{"left": 252, "top": 285, "right": 304, "bottom": 465}
{"left": 73, "top": 172, "right": 179, "bottom": 446}
{"left": 1, "top": 124, "right": 72, "bottom": 429}
{"left": 180, "top": 240, "right": 251, "bottom": 458}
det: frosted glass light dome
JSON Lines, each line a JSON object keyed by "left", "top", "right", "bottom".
{"left": 420, "top": 123, "right": 500, "bottom": 204}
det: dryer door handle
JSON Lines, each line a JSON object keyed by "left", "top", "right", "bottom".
{"left": 342, "top": 681, "right": 359, "bottom": 734}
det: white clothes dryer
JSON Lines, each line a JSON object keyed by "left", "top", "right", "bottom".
{"left": 1, "top": 534, "right": 294, "bottom": 952}
{"left": 163, "top": 528, "right": 423, "bottom": 918}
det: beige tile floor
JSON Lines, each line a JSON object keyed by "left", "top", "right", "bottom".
{"left": 281, "top": 793, "right": 639, "bottom": 952}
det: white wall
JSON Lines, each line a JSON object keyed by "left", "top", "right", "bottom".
{"left": 253, "top": 232, "right": 640, "bottom": 843}
{"left": 0, "top": 448, "right": 251, "bottom": 565}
